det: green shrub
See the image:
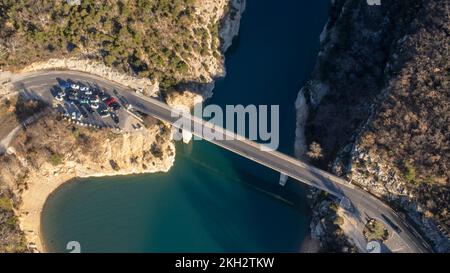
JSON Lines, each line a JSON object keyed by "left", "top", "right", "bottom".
{"left": 0, "top": 196, "right": 13, "bottom": 211}
{"left": 404, "top": 162, "right": 417, "bottom": 184}
{"left": 50, "top": 153, "right": 63, "bottom": 166}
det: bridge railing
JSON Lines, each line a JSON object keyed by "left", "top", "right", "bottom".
{"left": 132, "top": 92, "right": 354, "bottom": 190}
{"left": 151, "top": 99, "right": 355, "bottom": 191}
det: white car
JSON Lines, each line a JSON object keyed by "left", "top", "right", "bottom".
{"left": 57, "top": 88, "right": 66, "bottom": 96}
{"left": 91, "top": 102, "right": 99, "bottom": 109}
{"left": 71, "top": 84, "right": 80, "bottom": 90}
{"left": 55, "top": 95, "right": 64, "bottom": 101}
{"left": 100, "top": 110, "right": 110, "bottom": 118}
{"left": 80, "top": 86, "right": 88, "bottom": 92}
{"left": 90, "top": 97, "right": 100, "bottom": 103}
{"left": 85, "top": 89, "right": 93, "bottom": 95}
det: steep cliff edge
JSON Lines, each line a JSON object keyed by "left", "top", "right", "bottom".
{"left": 166, "top": 0, "right": 246, "bottom": 108}
{"left": 296, "top": 0, "right": 449, "bottom": 252}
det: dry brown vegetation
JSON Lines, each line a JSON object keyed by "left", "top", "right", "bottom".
{"left": 0, "top": 96, "right": 20, "bottom": 140}
{"left": 0, "top": 111, "right": 174, "bottom": 252}
{"left": 0, "top": 192, "right": 29, "bottom": 253}
{"left": 0, "top": 114, "right": 109, "bottom": 252}
{"left": 0, "top": 95, "right": 48, "bottom": 139}
{"left": 304, "top": 0, "right": 449, "bottom": 251}
{"left": 357, "top": 0, "right": 449, "bottom": 227}
{"left": 306, "top": 0, "right": 431, "bottom": 165}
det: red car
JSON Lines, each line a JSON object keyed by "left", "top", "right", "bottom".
{"left": 105, "top": 97, "right": 121, "bottom": 111}
{"left": 105, "top": 97, "right": 117, "bottom": 106}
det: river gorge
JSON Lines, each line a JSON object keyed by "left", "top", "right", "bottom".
{"left": 41, "top": 1, "right": 330, "bottom": 252}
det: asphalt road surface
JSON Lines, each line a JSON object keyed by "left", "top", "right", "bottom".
{"left": 10, "top": 70, "right": 433, "bottom": 253}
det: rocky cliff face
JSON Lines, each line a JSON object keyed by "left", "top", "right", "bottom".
{"left": 167, "top": 0, "right": 246, "bottom": 107}
{"left": 296, "top": 0, "right": 449, "bottom": 252}
{"left": 5, "top": 114, "right": 174, "bottom": 181}
{"left": 219, "top": 0, "right": 246, "bottom": 53}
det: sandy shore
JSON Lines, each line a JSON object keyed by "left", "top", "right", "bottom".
{"left": 18, "top": 172, "right": 76, "bottom": 252}
{"left": 18, "top": 162, "right": 176, "bottom": 253}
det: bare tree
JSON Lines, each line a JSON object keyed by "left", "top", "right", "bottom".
{"left": 307, "top": 142, "right": 323, "bottom": 160}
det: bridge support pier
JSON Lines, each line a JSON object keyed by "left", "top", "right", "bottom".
{"left": 182, "top": 129, "right": 193, "bottom": 144}
{"left": 279, "top": 173, "right": 288, "bottom": 186}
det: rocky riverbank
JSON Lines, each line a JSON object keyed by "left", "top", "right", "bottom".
{"left": 295, "top": 0, "right": 449, "bottom": 252}
{"left": 167, "top": 0, "right": 246, "bottom": 108}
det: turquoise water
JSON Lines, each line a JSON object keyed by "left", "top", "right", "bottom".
{"left": 41, "top": 1, "right": 330, "bottom": 253}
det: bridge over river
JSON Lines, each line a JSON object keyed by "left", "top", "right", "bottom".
{"left": 7, "top": 70, "right": 432, "bottom": 253}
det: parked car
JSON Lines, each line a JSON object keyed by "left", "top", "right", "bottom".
{"left": 68, "top": 95, "right": 77, "bottom": 101}
{"left": 105, "top": 97, "right": 121, "bottom": 111}
{"left": 99, "top": 109, "right": 110, "bottom": 118}
{"left": 76, "top": 112, "right": 83, "bottom": 121}
{"left": 79, "top": 98, "right": 90, "bottom": 104}
{"left": 57, "top": 89, "right": 66, "bottom": 97}
{"left": 71, "top": 84, "right": 80, "bottom": 90}
{"left": 61, "top": 82, "right": 71, "bottom": 89}
{"left": 54, "top": 86, "right": 65, "bottom": 96}
{"left": 92, "top": 88, "right": 101, "bottom": 95}
{"left": 91, "top": 102, "right": 99, "bottom": 109}
{"left": 90, "top": 96, "right": 100, "bottom": 103}
{"left": 110, "top": 112, "right": 119, "bottom": 124}
{"left": 105, "top": 97, "right": 117, "bottom": 106}
{"left": 69, "top": 89, "right": 78, "bottom": 96}
{"left": 55, "top": 95, "right": 64, "bottom": 102}
{"left": 110, "top": 102, "right": 121, "bottom": 111}
{"left": 100, "top": 93, "right": 111, "bottom": 101}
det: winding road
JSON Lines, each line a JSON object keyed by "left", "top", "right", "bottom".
{"left": 4, "top": 69, "right": 433, "bottom": 253}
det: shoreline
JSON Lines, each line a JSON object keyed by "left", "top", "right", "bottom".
{"left": 19, "top": 172, "right": 75, "bottom": 253}
{"left": 20, "top": 166, "right": 174, "bottom": 253}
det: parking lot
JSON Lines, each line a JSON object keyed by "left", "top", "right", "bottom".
{"left": 50, "top": 78, "right": 144, "bottom": 132}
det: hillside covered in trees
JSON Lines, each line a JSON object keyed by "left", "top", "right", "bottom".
{"left": 0, "top": 0, "right": 226, "bottom": 88}
{"left": 301, "top": 0, "right": 449, "bottom": 251}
